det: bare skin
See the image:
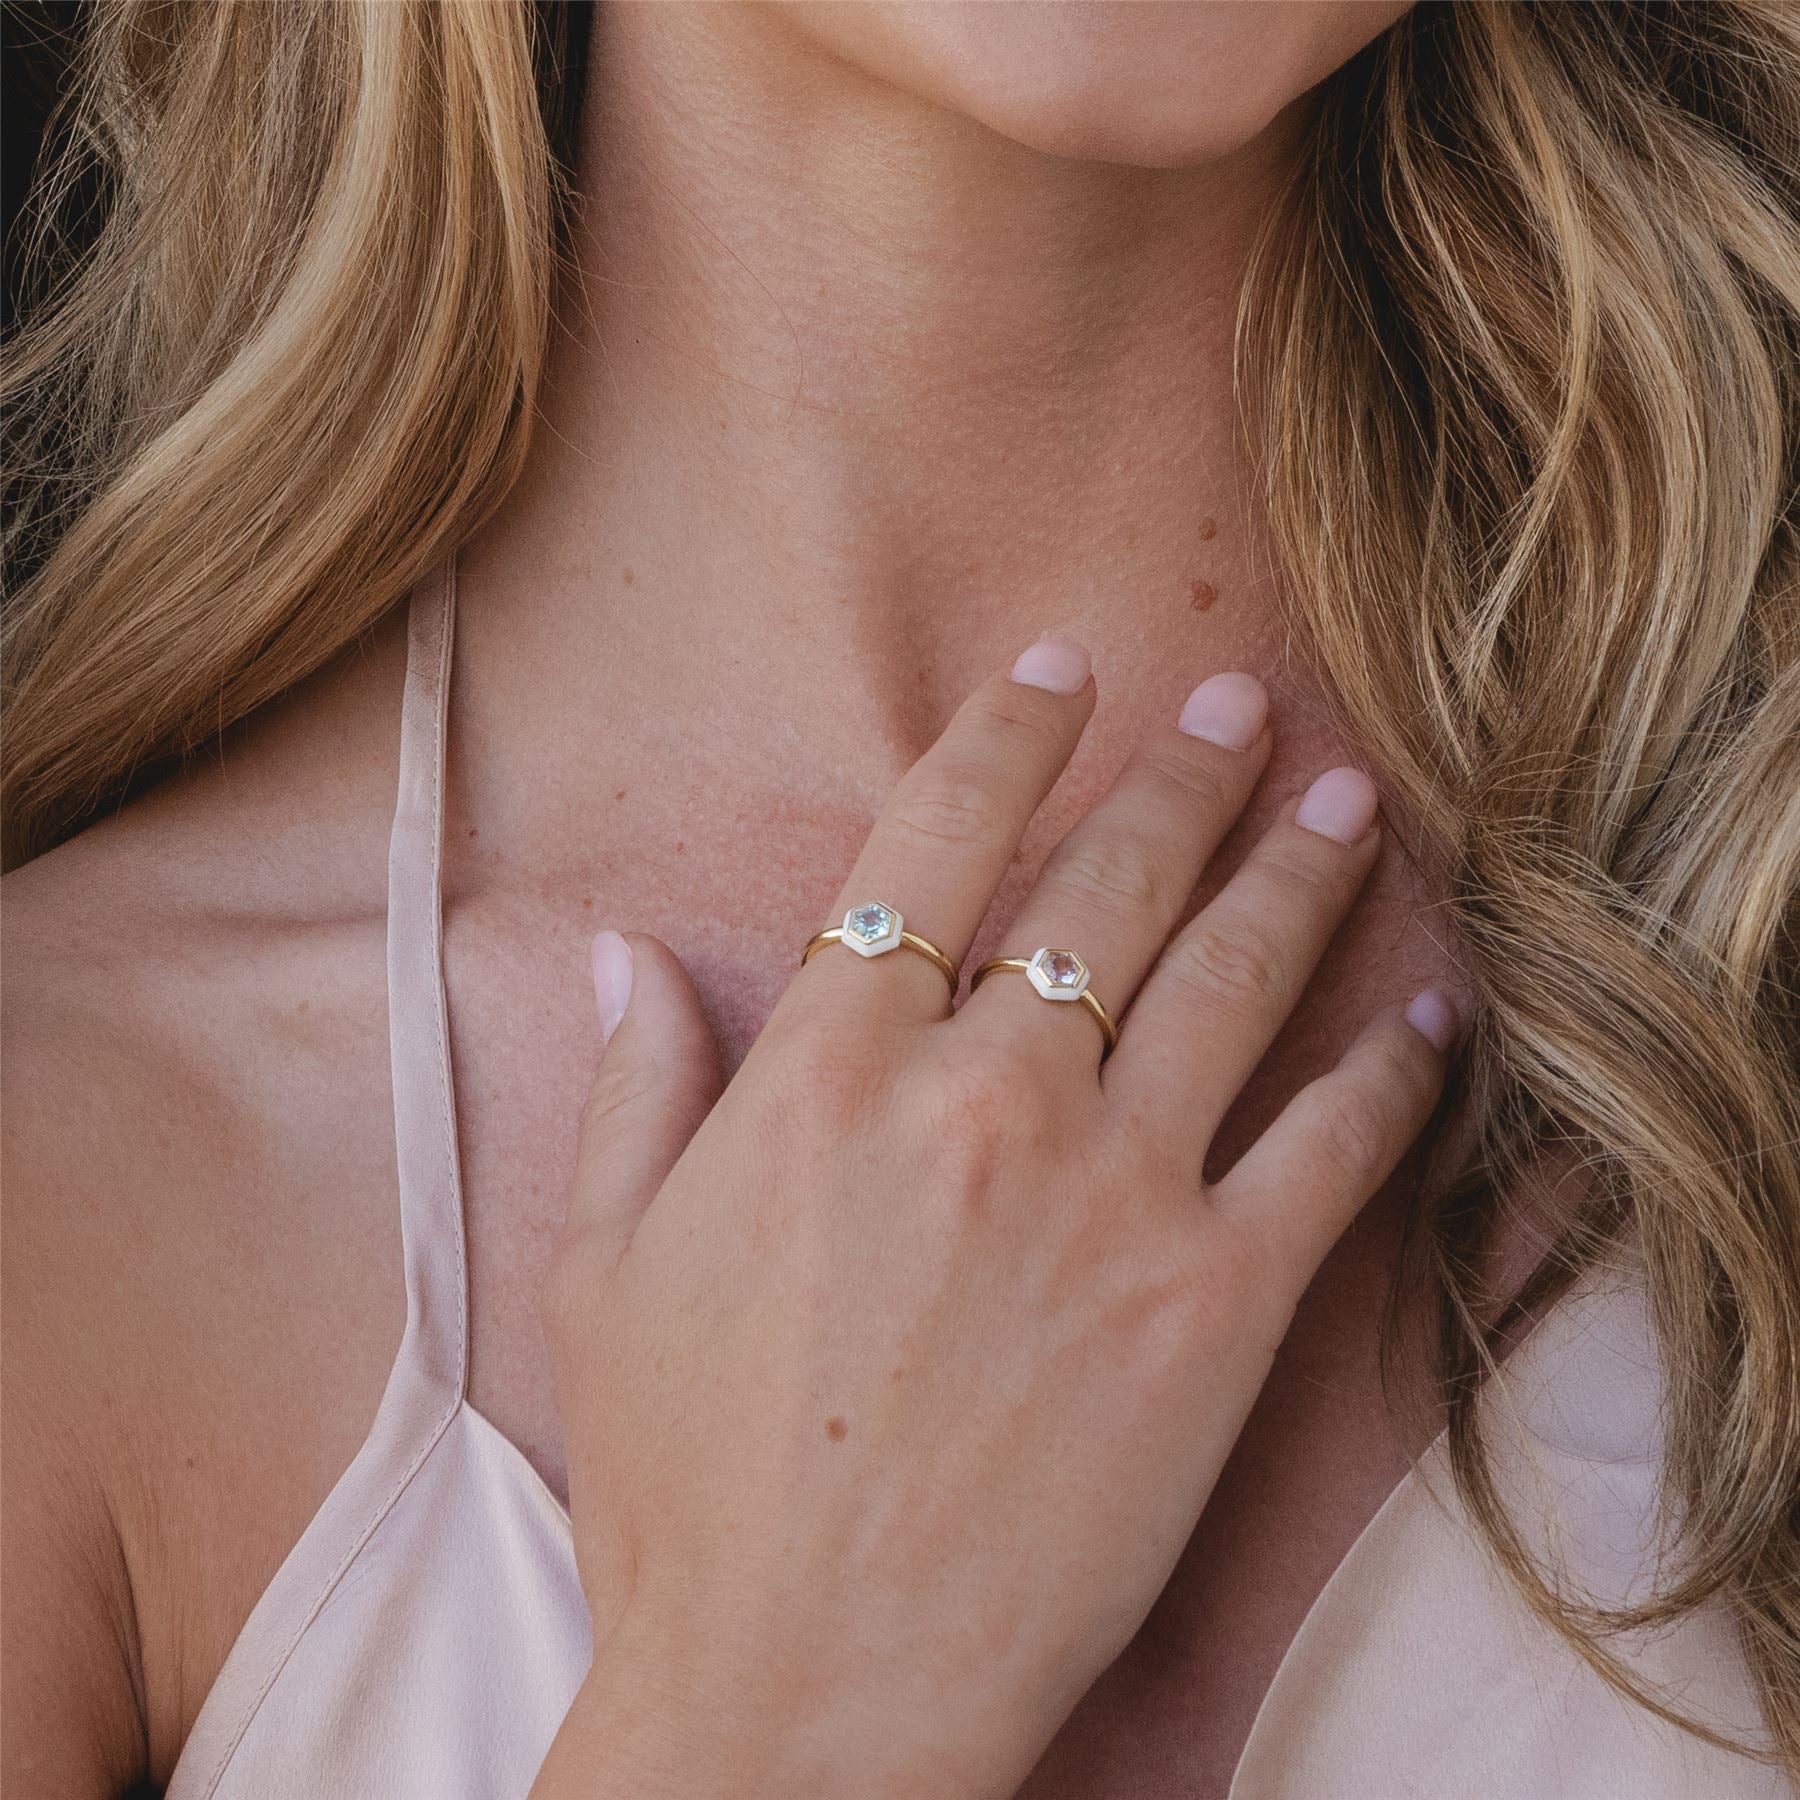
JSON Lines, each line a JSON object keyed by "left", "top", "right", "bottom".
{"left": 0, "top": 4, "right": 1475, "bottom": 1796}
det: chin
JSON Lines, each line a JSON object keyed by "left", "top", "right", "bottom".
{"left": 778, "top": 0, "right": 1414, "bottom": 171}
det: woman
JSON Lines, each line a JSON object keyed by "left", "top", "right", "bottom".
{"left": 3, "top": 1, "right": 1795, "bottom": 1794}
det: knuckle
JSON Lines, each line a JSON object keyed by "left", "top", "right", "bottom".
{"left": 1358, "top": 1027, "right": 1441, "bottom": 1114}
{"left": 577, "top": 1063, "right": 661, "bottom": 1151}
{"left": 1254, "top": 843, "right": 1344, "bottom": 910}
{"left": 1138, "top": 742, "right": 1236, "bottom": 817}
{"left": 916, "top": 1045, "right": 1054, "bottom": 1172}
{"left": 1049, "top": 833, "right": 1171, "bottom": 921}
{"left": 960, "top": 683, "right": 1067, "bottom": 752}
{"left": 885, "top": 775, "right": 1001, "bottom": 854}
{"left": 1313, "top": 1082, "right": 1399, "bottom": 1177}
{"left": 1179, "top": 1225, "right": 1301, "bottom": 1354}
{"left": 1169, "top": 915, "right": 1290, "bottom": 1015}
{"left": 1169, "top": 1226, "right": 1273, "bottom": 1322}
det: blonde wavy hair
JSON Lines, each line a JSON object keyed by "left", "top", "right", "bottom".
{"left": 4, "top": 0, "right": 1798, "bottom": 1773}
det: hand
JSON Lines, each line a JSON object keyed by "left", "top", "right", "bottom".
{"left": 533, "top": 647, "right": 1461, "bottom": 1800}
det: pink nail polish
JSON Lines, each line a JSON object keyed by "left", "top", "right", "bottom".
{"left": 1295, "top": 767, "right": 1379, "bottom": 845}
{"left": 591, "top": 930, "right": 633, "bottom": 1043}
{"left": 1404, "top": 987, "right": 1460, "bottom": 1053}
{"left": 1178, "top": 672, "right": 1268, "bottom": 750}
{"left": 1009, "top": 638, "right": 1091, "bottom": 694}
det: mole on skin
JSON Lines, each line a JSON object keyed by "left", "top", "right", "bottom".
{"left": 825, "top": 1416, "right": 849, "bottom": 1442}
{"left": 1190, "top": 578, "right": 1218, "bottom": 613}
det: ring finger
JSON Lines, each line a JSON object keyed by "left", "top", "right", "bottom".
{"left": 957, "top": 671, "right": 1273, "bottom": 1071}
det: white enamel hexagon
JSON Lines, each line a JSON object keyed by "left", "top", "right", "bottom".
{"left": 1026, "top": 946, "right": 1090, "bottom": 1000}
{"left": 842, "top": 901, "right": 903, "bottom": 957}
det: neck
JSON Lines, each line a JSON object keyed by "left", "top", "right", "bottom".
{"left": 456, "top": 2, "right": 1309, "bottom": 872}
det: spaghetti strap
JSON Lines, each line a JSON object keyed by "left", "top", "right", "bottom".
{"left": 385, "top": 551, "right": 469, "bottom": 1405}
{"left": 164, "top": 557, "right": 475, "bottom": 1794}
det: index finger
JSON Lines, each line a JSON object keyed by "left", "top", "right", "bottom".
{"left": 796, "top": 639, "right": 1095, "bottom": 1019}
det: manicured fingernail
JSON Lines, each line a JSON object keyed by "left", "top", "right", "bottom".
{"left": 1178, "top": 672, "right": 1267, "bottom": 750}
{"left": 1295, "top": 766, "right": 1379, "bottom": 844}
{"left": 1009, "top": 637, "right": 1091, "bottom": 694}
{"left": 591, "top": 930, "right": 633, "bottom": 1043}
{"left": 1404, "top": 986, "right": 1461, "bottom": 1053}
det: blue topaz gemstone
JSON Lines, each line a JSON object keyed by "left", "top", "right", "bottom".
{"left": 849, "top": 904, "right": 893, "bottom": 942}
{"left": 841, "top": 901, "right": 903, "bottom": 956}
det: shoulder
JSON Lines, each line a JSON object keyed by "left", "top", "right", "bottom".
{"left": 1, "top": 621, "right": 405, "bottom": 1380}
{"left": 0, "top": 778, "right": 389, "bottom": 1389}
{"left": 1, "top": 622, "right": 409, "bottom": 1777}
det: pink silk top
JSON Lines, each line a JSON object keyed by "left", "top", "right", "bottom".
{"left": 164, "top": 558, "right": 1787, "bottom": 1799}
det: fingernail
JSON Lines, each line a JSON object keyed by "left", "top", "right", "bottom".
{"left": 1178, "top": 671, "right": 1268, "bottom": 750}
{"left": 1009, "top": 637, "right": 1091, "bottom": 694}
{"left": 1404, "top": 986, "right": 1461, "bottom": 1054}
{"left": 1295, "top": 766, "right": 1379, "bottom": 844}
{"left": 591, "top": 930, "right": 633, "bottom": 1043}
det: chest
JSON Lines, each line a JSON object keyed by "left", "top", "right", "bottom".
{"left": 436, "top": 712, "right": 1455, "bottom": 1795}
{"left": 150, "top": 667, "right": 1460, "bottom": 1796}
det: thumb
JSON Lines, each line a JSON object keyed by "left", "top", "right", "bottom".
{"left": 566, "top": 929, "right": 724, "bottom": 1263}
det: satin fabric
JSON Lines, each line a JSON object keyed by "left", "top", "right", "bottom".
{"left": 166, "top": 558, "right": 1783, "bottom": 1798}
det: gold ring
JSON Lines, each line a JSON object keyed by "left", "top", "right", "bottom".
{"left": 969, "top": 947, "right": 1118, "bottom": 1058}
{"left": 801, "top": 901, "right": 958, "bottom": 998}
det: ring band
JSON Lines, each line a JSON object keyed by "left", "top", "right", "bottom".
{"left": 801, "top": 901, "right": 958, "bottom": 998}
{"left": 969, "top": 947, "right": 1119, "bottom": 1058}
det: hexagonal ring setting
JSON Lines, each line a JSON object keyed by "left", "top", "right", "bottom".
{"left": 842, "top": 901, "right": 903, "bottom": 957}
{"left": 1025, "top": 946, "right": 1091, "bottom": 1000}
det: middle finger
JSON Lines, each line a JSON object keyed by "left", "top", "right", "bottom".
{"left": 958, "top": 671, "right": 1272, "bottom": 1071}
